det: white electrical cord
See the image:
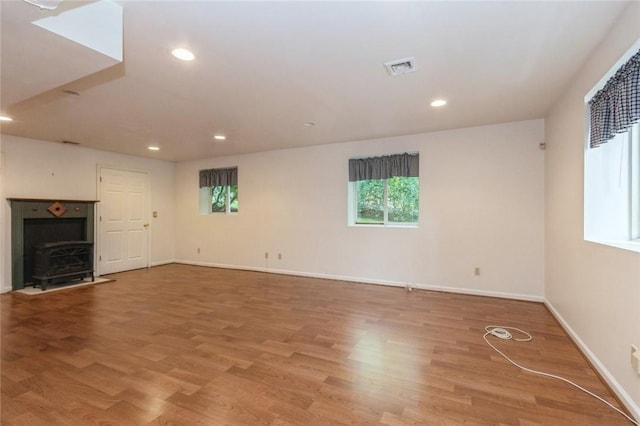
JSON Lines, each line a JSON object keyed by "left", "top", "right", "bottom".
{"left": 483, "top": 325, "right": 639, "bottom": 426}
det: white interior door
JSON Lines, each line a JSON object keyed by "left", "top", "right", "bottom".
{"left": 98, "top": 167, "right": 150, "bottom": 275}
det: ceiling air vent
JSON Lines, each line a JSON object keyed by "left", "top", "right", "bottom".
{"left": 384, "top": 57, "right": 416, "bottom": 76}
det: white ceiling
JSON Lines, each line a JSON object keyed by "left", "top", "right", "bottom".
{"left": 0, "top": 1, "right": 629, "bottom": 162}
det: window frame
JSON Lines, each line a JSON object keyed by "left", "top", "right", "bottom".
{"left": 584, "top": 110, "right": 640, "bottom": 252}
{"left": 583, "top": 40, "right": 640, "bottom": 252}
{"left": 198, "top": 166, "right": 239, "bottom": 216}
{"left": 210, "top": 184, "right": 238, "bottom": 214}
{"left": 630, "top": 125, "right": 639, "bottom": 241}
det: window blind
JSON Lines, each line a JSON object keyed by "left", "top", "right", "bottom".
{"left": 199, "top": 167, "right": 238, "bottom": 188}
{"left": 589, "top": 49, "right": 640, "bottom": 148}
{"left": 348, "top": 152, "right": 419, "bottom": 182}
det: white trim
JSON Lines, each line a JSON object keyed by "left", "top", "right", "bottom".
{"left": 584, "top": 238, "right": 640, "bottom": 253}
{"left": 413, "top": 282, "right": 544, "bottom": 302}
{"left": 150, "top": 259, "right": 175, "bottom": 267}
{"left": 348, "top": 223, "right": 419, "bottom": 229}
{"left": 174, "top": 260, "right": 543, "bottom": 302}
{"left": 176, "top": 260, "right": 265, "bottom": 273}
{"left": 584, "top": 116, "right": 640, "bottom": 254}
{"left": 545, "top": 299, "right": 640, "bottom": 423}
{"left": 96, "top": 162, "right": 151, "bottom": 175}
{"left": 348, "top": 178, "right": 420, "bottom": 227}
{"left": 631, "top": 125, "right": 640, "bottom": 240}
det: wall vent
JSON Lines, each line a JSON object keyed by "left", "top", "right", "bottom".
{"left": 384, "top": 57, "right": 416, "bottom": 76}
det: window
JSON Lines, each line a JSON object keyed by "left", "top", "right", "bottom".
{"left": 584, "top": 44, "right": 639, "bottom": 252}
{"left": 349, "top": 153, "right": 419, "bottom": 226}
{"left": 211, "top": 184, "right": 238, "bottom": 213}
{"left": 199, "top": 167, "right": 238, "bottom": 214}
{"left": 585, "top": 124, "right": 639, "bottom": 244}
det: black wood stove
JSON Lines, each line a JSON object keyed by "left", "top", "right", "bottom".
{"left": 33, "top": 241, "right": 94, "bottom": 290}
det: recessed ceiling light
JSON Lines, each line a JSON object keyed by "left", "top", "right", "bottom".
{"left": 214, "top": 135, "right": 226, "bottom": 140}
{"left": 303, "top": 121, "right": 316, "bottom": 127}
{"left": 0, "top": 115, "right": 13, "bottom": 122}
{"left": 430, "top": 99, "right": 447, "bottom": 108}
{"left": 148, "top": 146, "right": 160, "bottom": 151}
{"left": 171, "top": 48, "right": 195, "bottom": 61}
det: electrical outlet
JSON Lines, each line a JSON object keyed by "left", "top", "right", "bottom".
{"left": 632, "top": 345, "right": 640, "bottom": 375}
{"left": 278, "top": 253, "right": 282, "bottom": 260}
{"left": 474, "top": 267, "right": 480, "bottom": 276}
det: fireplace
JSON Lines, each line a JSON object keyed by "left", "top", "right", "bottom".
{"left": 9, "top": 199, "right": 97, "bottom": 290}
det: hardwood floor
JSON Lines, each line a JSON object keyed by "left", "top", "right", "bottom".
{"left": 1, "top": 264, "right": 634, "bottom": 425}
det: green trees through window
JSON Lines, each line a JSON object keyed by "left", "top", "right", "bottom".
{"left": 355, "top": 176, "right": 419, "bottom": 224}
{"left": 211, "top": 185, "right": 238, "bottom": 213}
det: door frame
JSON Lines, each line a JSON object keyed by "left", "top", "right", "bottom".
{"left": 96, "top": 164, "right": 151, "bottom": 276}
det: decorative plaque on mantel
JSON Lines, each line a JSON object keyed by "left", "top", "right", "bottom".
{"left": 47, "top": 201, "right": 67, "bottom": 217}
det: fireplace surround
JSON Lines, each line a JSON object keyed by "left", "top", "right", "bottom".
{"left": 9, "top": 199, "right": 97, "bottom": 290}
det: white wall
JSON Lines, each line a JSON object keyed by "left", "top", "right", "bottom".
{"left": 175, "top": 119, "right": 545, "bottom": 300}
{"left": 545, "top": 1, "right": 640, "bottom": 416}
{"left": 1, "top": 135, "right": 176, "bottom": 292}
{"left": 0, "top": 136, "right": 4, "bottom": 293}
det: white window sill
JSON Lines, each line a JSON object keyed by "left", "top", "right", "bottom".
{"left": 349, "top": 223, "right": 419, "bottom": 229}
{"left": 585, "top": 238, "right": 640, "bottom": 253}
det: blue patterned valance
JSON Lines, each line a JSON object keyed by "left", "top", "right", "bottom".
{"left": 588, "top": 49, "right": 640, "bottom": 148}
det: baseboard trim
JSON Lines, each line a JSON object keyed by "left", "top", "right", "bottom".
{"left": 150, "top": 259, "right": 175, "bottom": 267}
{"left": 174, "top": 260, "right": 543, "bottom": 302}
{"left": 176, "top": 260, "right": 266, "bottom": 273}
{"left": 544, "top": 299, "right": 640, "bottom": 423}
{"left": 414, "top": 283, "right": 544, "bottom": 302}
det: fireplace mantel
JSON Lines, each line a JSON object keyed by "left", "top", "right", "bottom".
{"left": 8, "top": 198, "right": 99, "bottom": 203}
{"left": 8, "top": 199, "right": 98, "bottom": 290}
